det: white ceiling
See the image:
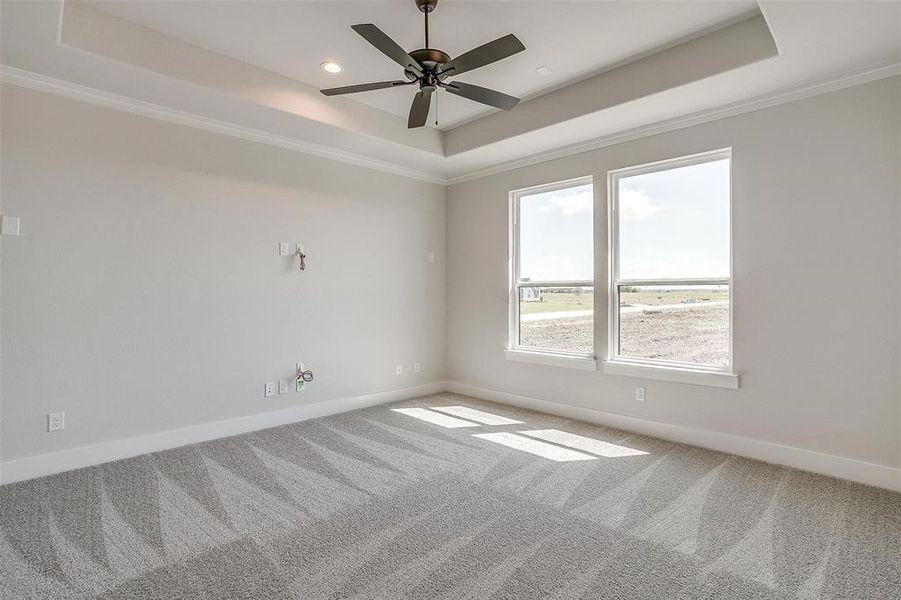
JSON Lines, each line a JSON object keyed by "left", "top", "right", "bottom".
{"left": 1, "top": 1, "right": 899, "bottom": 182}
{"left": 90, "top": 0, "right": 760, "bottom": 129}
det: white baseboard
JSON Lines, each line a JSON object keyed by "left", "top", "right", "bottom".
{"left": 0, "top": 382, "right": 445, "bottom": 485}
{"left": 446, "top": 381, "right": 901, "bottom": 493}
{"left": 5, "top": 379, "right": 897, "bottom": 493}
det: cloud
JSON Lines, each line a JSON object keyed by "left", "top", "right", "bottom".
{"left": 620, "top": 187, "right": 661, "bottom": 221}
{"left": 539, "top": 187, "right": 593, "bottom": 216}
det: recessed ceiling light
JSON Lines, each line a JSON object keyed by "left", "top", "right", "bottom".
{"left": 320, "top": 61, "right": 343, "bottom": 74}
{"left": 536, "top": 65, "right": 552, "bottom": 76}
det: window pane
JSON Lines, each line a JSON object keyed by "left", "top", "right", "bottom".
{"left": 617, "top": 159, "right": 729, "bottom": 280}
{"left": 617, "top": 284, "right": 729, "bottom": 366}
{"left": 519, "top": 286, "right": 593, "bottom": 353}
{"left": 519, "top": 183, "right": 593, "bottom": 281}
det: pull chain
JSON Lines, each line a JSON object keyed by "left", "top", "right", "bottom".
{"left": 435, "top": 90, "right": 439, "bottom": 126}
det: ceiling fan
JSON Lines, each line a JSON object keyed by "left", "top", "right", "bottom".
{"left": 320, "top": 0, "right": 525, "bottom": 128}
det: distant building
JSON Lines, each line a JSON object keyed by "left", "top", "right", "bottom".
{"left": 521, "top": 280, "right": 542, "bottom": 302}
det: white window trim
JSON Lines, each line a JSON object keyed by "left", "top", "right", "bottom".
{"left": 506, "top": 349, "right": 598, "bottom": 371}
{"left": 606, "top": 148, "right": 738, "bottom": 388}
{"left": 508, "top": 176, "right": 596, "bottom": 369}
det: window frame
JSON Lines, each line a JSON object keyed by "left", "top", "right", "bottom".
{"left": 508, "top": 176, "right": 596, "bottom": 367}
{"left": 606, "top": 148, "right": 736, "bottom": 383}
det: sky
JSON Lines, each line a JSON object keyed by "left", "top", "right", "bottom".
{"left": 518, "top": 158, "right": 730, "bottom": 282}
{"left": 618, "top": 158, "right": 730, "bottom": 280}
{"left": 520, "top": 183, "right": 593, "bottom": 281}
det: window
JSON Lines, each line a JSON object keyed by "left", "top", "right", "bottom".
{"left": 509, "top": 177, "right": 595, "bottom": 367}
{"left": 607, "top": 149, "right": 735, "bottom": 385}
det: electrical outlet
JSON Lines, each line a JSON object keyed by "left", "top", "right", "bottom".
{"left": 278, "top": 379, "right": 289, "bottom": 394}
{"left": 264, "top": 382, "right": 275, "bottom": 397}
{"left": 395, "top": 364, "right": 403, "bottom": 376}
{"left": 413, "top": 361, "right": 421, "bottom": 373}
{"left": 427, "top": 251, "right": 435, "bottom": 263}
{"left": 48, "top": 412, "right": 65, "bottom": 432}
{"left": 635, "top": 386, "right": 646, "bottom": 402}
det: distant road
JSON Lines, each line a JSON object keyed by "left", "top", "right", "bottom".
{"left": 521, "top": 301, "right": 727, "bottom": 322}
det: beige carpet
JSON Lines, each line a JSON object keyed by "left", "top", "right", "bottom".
{"left": 1, "top": 393, "right": 899, "bottom": 599}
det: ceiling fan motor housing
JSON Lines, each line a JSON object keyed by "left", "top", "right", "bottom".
{"left": 408, "top": 48, "right": 452, "bottom": 81}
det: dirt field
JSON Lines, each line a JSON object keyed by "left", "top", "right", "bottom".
{"left": 619, "top": 304, "right": 729, "bottom": 365}
{"left": 520, "top": 315, "right": 594, "bottom": 353}
{"left": 519, "top": 304, "right": 729, "bottom": 365}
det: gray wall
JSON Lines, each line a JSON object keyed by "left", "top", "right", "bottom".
{"left": 446, "top": 76, "right": 901, "bottom": 468}
{"left": 0, "top": 84, "right": 446, "bottom": 461}
{"left": 2, "top": 76, "right": 899, "bottom": 472}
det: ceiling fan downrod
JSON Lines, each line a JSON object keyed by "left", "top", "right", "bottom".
{"left": 416, "top": 0, "right": 437, "bottom": 49}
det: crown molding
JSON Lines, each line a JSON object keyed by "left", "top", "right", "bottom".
{"left": 445, "top": 59, "right": 901, "bottom": 185}
{"left": 2, "top": 60, "right": 898, "bottom": 189}
{"left": 0, "top": 65, "right": 448, "bottom": 186}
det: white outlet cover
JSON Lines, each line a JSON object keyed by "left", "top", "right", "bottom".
{"left": 48, "top": 411, "right": 65, "bottom": 432}
{"left": 264, "top": 382, "right": 275, "bottom": 397}
{"left": 635, "top": 386, "right": 646, "bottom": 402}
{"left": 395, "top": 364, "right": 403, "bottom": 376}
{"left": 427, "top": 252, "right": 435, "bottom": 263}
{"left": 413, "top": 361, "right": 421, "bottom": 373}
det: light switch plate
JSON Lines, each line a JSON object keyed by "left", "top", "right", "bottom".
{"left": 279, "top": 242, "right": 291, "bottom": 256}
{"left": 278, "top": 379, "right": 289, "bottom": 394}
{"left": 635, "top": 386, "right": 646, "bottom": 402}
{"left": 1, "top": 216, "right": 20, "bottom": 236}
{"left": 427, "top": 252, "right": 435, "bottom": 263}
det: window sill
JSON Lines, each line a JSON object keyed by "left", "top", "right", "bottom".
{"left": 505, "top": 349, "right": 597, "bottom": 371}
{"left": 602, "top": 360, "right": 739, "bottom": 389}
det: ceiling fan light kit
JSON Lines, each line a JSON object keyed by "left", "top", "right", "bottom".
{"left": 320, "top": 0, "right": 525, "bottom": 128}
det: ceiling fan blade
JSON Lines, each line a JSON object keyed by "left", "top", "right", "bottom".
{"left": 407, "top": 89, "right": 433, "bottom": 128}
{"left": 441, "top": 81, "right": 520, "bottom": 110}
{"left": 438, "top": 34, "right": 525, "bottom": 77}
{"left": 321, "top": 80, "right": 413, "bottom": 96}
{"left": 351, "top": 24, "right": 423, "bottom": 75}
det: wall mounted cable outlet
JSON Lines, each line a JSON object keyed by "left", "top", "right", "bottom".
{"left": 48, "top": 412, "right": 65, "bottom": 432}
{"left": 635, "top": 386, "right": 646, "bottom": 402}
{"left": 264, "top": 382, "right": 275, "bottom": 397}
{"left": 296, "top": 362, "right": 306, "bottom": 392}
{"left": 396, "top": 364, "right": 403, "bottom": 376}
